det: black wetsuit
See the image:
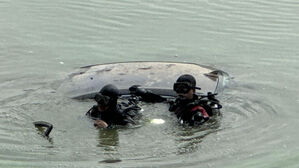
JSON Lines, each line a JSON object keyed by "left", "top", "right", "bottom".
{"left": 86, "top": 102, "right": 141, "bottom": 127}
{"left": 87, "top": 87, "right": 220, "bottom": 126}
{"left": 134, "top": 89, "right": 214, "bottom": 125}
{"left": 168, "top": 94, "right": 210, "bottom": 125}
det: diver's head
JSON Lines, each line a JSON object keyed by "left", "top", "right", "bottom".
{"left": 94, "top": 93, "right": 110, "bottom": 111}
{"left": 173, "top": 74, "right": 200, "bottom": 99}
{"left": 100, "top": 84, "right": 119, "bottom": 99}
{"left": 95, "top": 84, "right": 119, "bottom": 110}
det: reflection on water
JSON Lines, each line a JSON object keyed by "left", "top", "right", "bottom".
{"left": 175, "top": 116, "right": 222, "bottom": 155}
{"left": 96, "top": 128, "right": 122, "bottom": 164}
{"left": 97, "top": 128, "right": 119, "bottom": 151}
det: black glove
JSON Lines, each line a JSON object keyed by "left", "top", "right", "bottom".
{"left": 129, "top": 85, "right": 147, "bottom": 96}
{"left": 129, "top": 85, "right": 166, "bottom": 103}
{"left": 129, "top": 85, "right": 139, "bottom": 93}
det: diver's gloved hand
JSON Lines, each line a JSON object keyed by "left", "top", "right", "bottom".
{"left": 206, "top": 92, "right": 218, "bottom": 100}
{"left": 129, "top": 85, "right": 147, "bottom": 96}
{"left": 129, "top": 85, "right": 139, "bottom": 93}
{"left": 129, "top": 85, "right": 166, "bottom": 103}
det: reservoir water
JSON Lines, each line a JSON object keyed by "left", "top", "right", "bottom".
{"left": 1, "top": 0, "right": 299, "bottom": 167}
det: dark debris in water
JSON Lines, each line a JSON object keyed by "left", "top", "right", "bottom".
{"left": 99, "top": 159, "right": 122, "bottom": 164}
{"left": 138, "top": 66, "right": 152, "bottom": 70}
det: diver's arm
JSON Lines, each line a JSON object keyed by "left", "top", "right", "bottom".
{"left": 129, "top": 85, "right": 166, "bottom": 103}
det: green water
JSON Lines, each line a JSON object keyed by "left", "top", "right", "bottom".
{"left": 1, "top": 0, "right": 299, "bottom": 167}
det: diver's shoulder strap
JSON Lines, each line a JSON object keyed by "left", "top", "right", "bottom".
{"left": 85, "top": 105, "right": 102, "bottom": 120}
{"left": 86, "top": 105, "right": 96, "bottom": 116}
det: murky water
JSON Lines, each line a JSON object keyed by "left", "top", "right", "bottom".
{"left": 1, "top": 0, "right": 299, "bottom": 167}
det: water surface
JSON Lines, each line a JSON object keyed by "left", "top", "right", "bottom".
{"left": 1, "top": 0, "right": 299, "bottom": 167}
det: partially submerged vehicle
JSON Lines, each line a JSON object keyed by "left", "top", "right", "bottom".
{"left": 58, "top": 61, "right": 229, "bottom": 99}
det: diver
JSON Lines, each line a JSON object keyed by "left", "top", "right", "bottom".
{"left": 86, "top": 84, "right": 141, "bottom": 128}
{"left": 129, "top": 74, "right": 222, "bottom": 126}
{"left": 168, "top": 74, "right": 221, "bottom": 125}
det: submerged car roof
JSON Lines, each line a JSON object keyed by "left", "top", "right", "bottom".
{"left": 58, "top": 61, "right": 229, "bottom": 99}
